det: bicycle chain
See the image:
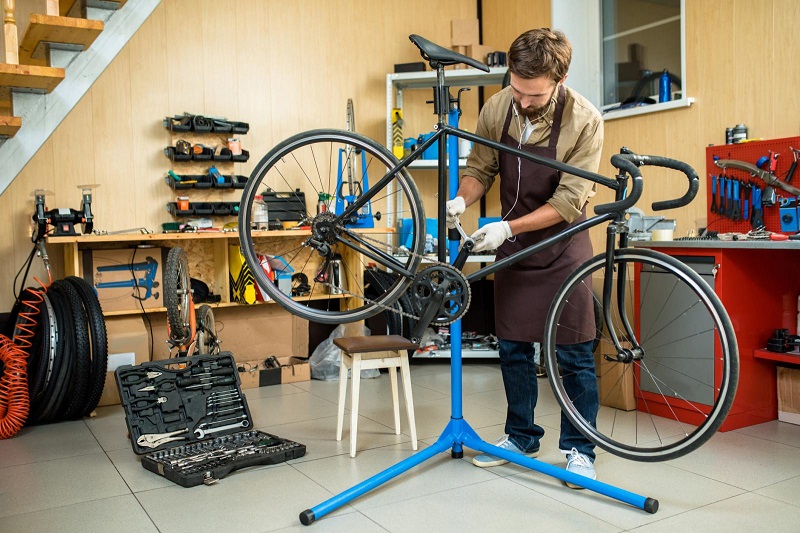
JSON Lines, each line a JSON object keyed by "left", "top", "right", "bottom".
{"left": 316, "top": 227, "right": 471, "bottom": 326}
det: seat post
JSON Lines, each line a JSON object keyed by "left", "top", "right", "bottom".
{"left": 433, "top": 65, "right": 450, "bottom": 126}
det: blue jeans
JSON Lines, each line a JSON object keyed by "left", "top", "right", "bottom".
{"left": 498, "top": 339, "right": 598, "bottom": 460}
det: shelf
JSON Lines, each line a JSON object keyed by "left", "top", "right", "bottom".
{"left": 0, "top": 115, "right": 22, "bottom": 138}
{"left": 395, "top": 254, "right": 496, "bottom": 264}
{"left": 753, "top": 349, "right": 800, "bottom": 365}
{"left": 414, "top": 348, "right": 499, "bottom": 359}
{"left": 47, "top": 227, "right": 395, "bottom": 244}
{"left": 388, "top": 66, "right": 508, "bottom": 90}
{"left": 408, "top": 158, "right": 467, "bottom": 170}
{"left": 102, "top": 293, "right": 349, "bottom": 317}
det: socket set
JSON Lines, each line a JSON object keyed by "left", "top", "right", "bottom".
{"left": 142, "top": 430, "right": 306, "bottom": 487}
{"left": 115, "top": 353, "right": 305, "bottom": 487}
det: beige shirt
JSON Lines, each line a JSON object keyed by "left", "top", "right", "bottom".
{"left": 464, "top": 85, "right": 604, "bottom": 223}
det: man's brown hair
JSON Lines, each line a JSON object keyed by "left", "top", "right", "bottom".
{"left": 508, "top": 28, "right": 572, "bottom": 82}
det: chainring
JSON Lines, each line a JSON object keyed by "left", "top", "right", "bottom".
{"left": 410, "top": 264, "right": 471, "bottom": 325}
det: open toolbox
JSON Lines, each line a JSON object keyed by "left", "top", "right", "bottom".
{"left": 115, "top": 353, "right": 306, "bottom": 487}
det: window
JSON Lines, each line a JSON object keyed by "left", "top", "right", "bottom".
{"left": 600, "top": 0, "right": 687, "bottom": 115}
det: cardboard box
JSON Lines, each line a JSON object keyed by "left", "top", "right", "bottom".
{"left": 466, "top": 44, "right": 493, "bottom": 65}
{"left": 595, "top": 340, "right": 637, "bottom": 411}
{"left": 238, "top": 356, "right": 310, "bottom": 389}
{"left": 83, "top": 247, "right": 167, "bottom": 313}
{"left": 451, "top": 18, "right": 479, "bottom": 46}
{"left": 778, "top": 366, "right": 800, "bottom": 425}
{"left": 97, "top": 316, "right": 151, "bottom": 407}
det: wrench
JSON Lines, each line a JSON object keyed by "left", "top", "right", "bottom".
{"left": 194, "top": 419, "right": 250, "bottom": 438}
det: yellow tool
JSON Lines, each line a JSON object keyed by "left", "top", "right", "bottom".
{"left": 392, "top": 108, "right": 404, "bottom": 159}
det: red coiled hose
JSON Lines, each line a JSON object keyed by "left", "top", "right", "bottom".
{"left": 0, "top": 335, "right": 30, "bottom": 438}
{"left": 0, "top": 271, "right": 50, "bottom": 438}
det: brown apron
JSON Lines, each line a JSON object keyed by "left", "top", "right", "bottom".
{"left": 494, "top": 85, "right": 595, "bottom": 344}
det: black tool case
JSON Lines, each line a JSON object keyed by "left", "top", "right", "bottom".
{"left": 115, "top": 353, "right": 306, "bottom": 487}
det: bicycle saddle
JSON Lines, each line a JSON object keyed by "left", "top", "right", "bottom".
{"left": 409, "top": 34, "right": 490, "bottom": 72}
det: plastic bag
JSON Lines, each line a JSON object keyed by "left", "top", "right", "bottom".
{"left": 309, "top": 324, "right": 380, "bottom": 381}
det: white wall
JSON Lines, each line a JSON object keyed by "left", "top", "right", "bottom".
{"left": 551, "top": 0, "right": 602, "bottom": 109}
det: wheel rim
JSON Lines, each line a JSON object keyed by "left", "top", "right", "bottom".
{"left": 238, "top": 130, "right": 425, "bottom": 324}
{"left": 544, "top": 250, "right": 738, "bottom": 461}
{"left": 196, "top": 305, "right": 216, "bottom": 355}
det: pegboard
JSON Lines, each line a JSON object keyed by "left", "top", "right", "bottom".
{"left": 705, "top": 136, "right": 800, "bottom": 234}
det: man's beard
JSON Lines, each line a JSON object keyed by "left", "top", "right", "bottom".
{"left": 515, "top": 97, "right": 553, "bottom": 120}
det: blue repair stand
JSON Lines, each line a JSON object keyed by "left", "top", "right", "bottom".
{"left": 299, "top": 109, "right": 658, "bottom": 526}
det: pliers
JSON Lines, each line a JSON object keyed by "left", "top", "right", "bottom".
{"left": 122, "top": 371, "right": 162, "bottom": 385}
{"left": 136, "top": 428, "right": 189, "bottom": 448}
{"left": 137, "top": 382, "right": 176, "bottom": 393}
{"left": 131, "top": 396, "right": 168, "bottom": 412}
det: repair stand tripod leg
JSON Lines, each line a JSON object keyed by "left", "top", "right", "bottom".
{"left": 299, "top": 106, "right": 659, "bottom": 527}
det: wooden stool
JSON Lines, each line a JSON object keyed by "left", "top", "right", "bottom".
{"left": 334, "top": 335, "right": 419, "bottom": 457}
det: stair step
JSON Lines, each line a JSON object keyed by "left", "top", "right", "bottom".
{"left": 0, "top": 63, "right": 65, "bottom": 93}
{"left": 0, "top": 116, "right": 22, "bottom": 138}
{"left": 19, "top": 14, "right": 104, "bottom": 66}
{"left": 61, "top": 0, "right": 128, "bottom": 18}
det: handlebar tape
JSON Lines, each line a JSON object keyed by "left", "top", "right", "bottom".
{"left": 594, "top": 154, "right": 643, "bottom": 215}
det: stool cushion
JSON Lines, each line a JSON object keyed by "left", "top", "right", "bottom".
{"left": 334, "top": 335, "right": 418, "bottom": 354}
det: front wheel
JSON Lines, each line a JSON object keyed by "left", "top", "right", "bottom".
{"left": 238, "top": 129, "right": 426, "bottom": 324}
{"left": 165, "top": 247, "right": 192, "bottom": 343}
{"left": 543, "top": 248, "right": 738, "bottom": 461}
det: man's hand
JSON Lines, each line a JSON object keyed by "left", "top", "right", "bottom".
{"left": 470, "top": 221, "right": 512, "bottom": 252}
{"left": 445, "top": 196, "right": 466, "bottom": 229}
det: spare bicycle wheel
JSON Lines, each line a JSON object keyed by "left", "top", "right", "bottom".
{"left": 195, "top": 304, "right": 218, "bottom": 355}
{"left": 165, "top": 247, "right": 192, "bottom": 343}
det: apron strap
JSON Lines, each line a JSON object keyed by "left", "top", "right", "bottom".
{"left": 548, "top": 84, "right": 567, "bottom": 150}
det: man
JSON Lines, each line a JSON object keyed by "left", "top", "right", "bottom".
{"left": 446, "top": 28, "right": 603, "bottom": 487}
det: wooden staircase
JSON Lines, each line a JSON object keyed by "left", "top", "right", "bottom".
{"left": 1, "top": 0, "right": 125, "bottom": 139}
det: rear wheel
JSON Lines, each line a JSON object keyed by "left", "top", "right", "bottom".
{"left": 195, "top": 305, "right": 218, "bottom": 355}
{"left": 543, "top": 249, "right": 738, "bottom": 461}
{"left": 238, "top": 129, "right": 425, "bottom": 324}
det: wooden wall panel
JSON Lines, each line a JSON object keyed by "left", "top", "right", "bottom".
{"left": 2, "top": 0, "right": 798, "bottom": 311}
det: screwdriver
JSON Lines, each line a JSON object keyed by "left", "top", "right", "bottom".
{"left": 182, "top": 376, "right": 236, "bottom": 390}
{"left": 178, "top": 369, "right": 234, "bottom": 388}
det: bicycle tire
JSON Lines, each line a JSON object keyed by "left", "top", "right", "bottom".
{"left": 65, "top": 276, "right": 109, "bottom": 416}
{"left": 36, "top": 288, "right": 75, "bottom": 424}
{"left": 50, "top": 281, "right": 90, "bottom": 420}
{"left": 238, "top": 129, "right": 425, "bottom": 324}
{"left": 164, "top": 247, "right": 191, "bottom": 342}
{"left": 26, "top": 295, "right": 51, "bottom": 408}
{"left": 543, "top": 248, "right": 738, "bottom": 462}
{"left": 195, "top": 304, "right": 217, "bottom": 355}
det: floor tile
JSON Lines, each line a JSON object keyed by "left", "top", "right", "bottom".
{"left": 243, "top": 383, "right": 305, "bottom": 400}
{"left": 408, "top": 363, "right": 504, "bottom": 396}
{"left": 291, "top": 442, "right": 498, "bottom": 512}
{"left": 0, "top": 452, "right": 130, "bottom": 518}
{"left": 268, "top": 510, "right": 386, "bottom": 533}
{"left": 362, "top": 477, "right": 620, "bottom": 533}
{"left": 755, "top": 474, "right": 800, "bottom": 508}
{"left": 632, "top": 492, "right": 800, "bottom": 532}
{"left": 0, "top": 494, "right": 158, "bottom": 533}
{"left": 263, "top": 415, "right": 411, "bottom": 463}
{"left": 0, "top": 420, "right": 102, "bottom": 468}
{"left": 247, "top": 390, "right": 339, "bottom": 427}
{"left": 666, "top": 429, "right": 800, "bottom": 490}
{"left": 84, "top": 404, "right": 134, "bottom": 452}
{"left": 107, "top": 448, "right": 174, "bottom": 493}
{"left": 509, "top": 451, "right": 744, "bottom": 530}
{"left": 135, "top": 464, "right": 338, "bottom": 532}
{"left": 735, "top": 419, "right": 800, "bottom": 448}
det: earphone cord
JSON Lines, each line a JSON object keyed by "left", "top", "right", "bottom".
{"left": 503, "top": 98, "right": 554, "bottom": 242}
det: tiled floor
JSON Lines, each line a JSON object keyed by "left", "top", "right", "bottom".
{"left": 2, "top": 361, "right": 800, "bottom": 532}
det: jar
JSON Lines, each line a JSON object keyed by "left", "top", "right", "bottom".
{"left": 227, "top": 138, "right": 242, "bottom": 155}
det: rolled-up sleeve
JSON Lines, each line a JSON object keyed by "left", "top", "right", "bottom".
{"left": 547, "top": 116, "right": 603, "bottom": 223}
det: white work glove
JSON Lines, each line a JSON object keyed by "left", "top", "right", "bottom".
{"left": 446, "top": 196, "right": 466, "bottom": 229}
{"left": 470, "top": 221, "right": 512, "bottom": 253}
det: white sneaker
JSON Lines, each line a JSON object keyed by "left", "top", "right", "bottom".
{"left": 472, "top": 435, "right": 539, "bottom": 468}
{"left": 565, "top": 447, "right": 596, "bottom": 489}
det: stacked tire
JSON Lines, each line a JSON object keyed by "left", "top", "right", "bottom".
{"left": 18, "top": 277, "right": 108, "bottom": 424}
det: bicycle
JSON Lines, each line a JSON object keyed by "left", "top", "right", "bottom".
{"left": 238, "top": 34, "right": 738, "bottom": 463}
{"left": 164, "top": 247, "right": 219, "bottom": 357}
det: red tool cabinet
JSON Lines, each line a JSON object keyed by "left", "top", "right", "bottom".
{"left": 634, "top": 242, "right": 800, "bottom": 431}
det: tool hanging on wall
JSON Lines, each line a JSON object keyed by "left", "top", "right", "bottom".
{"left": 787, "top": 147, "right": 799, "bottom": 184}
